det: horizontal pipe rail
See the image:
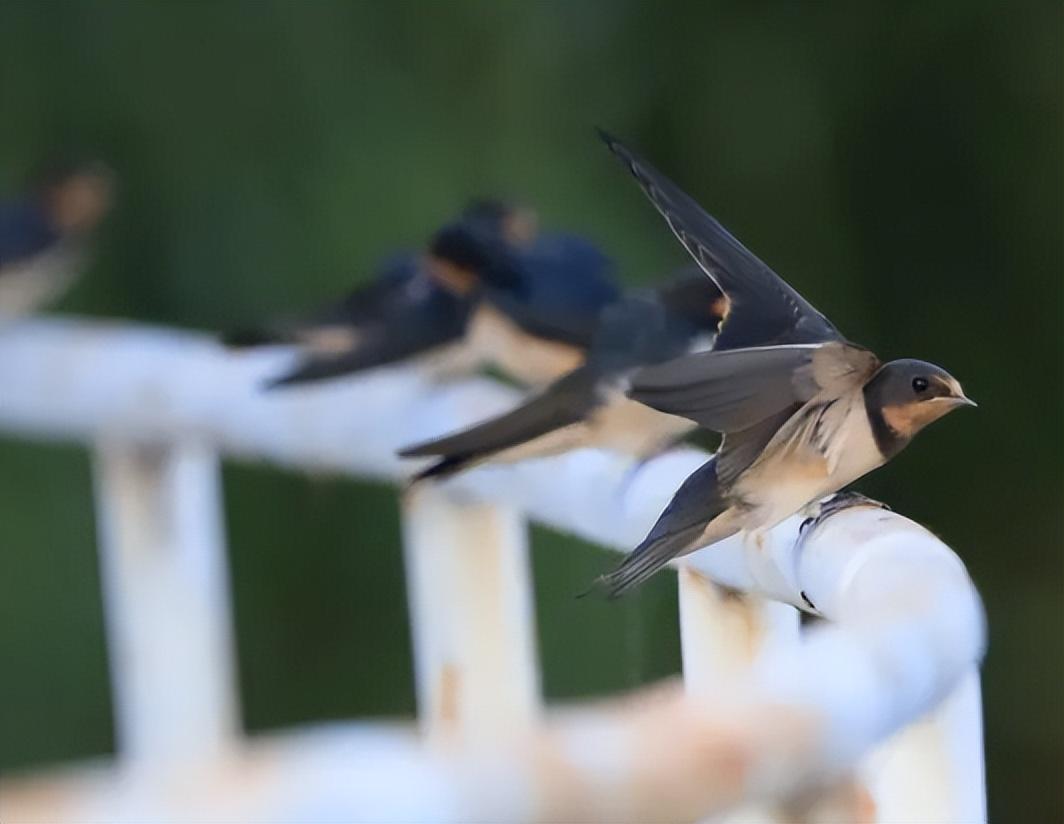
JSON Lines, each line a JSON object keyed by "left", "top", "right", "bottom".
{"left": 0, "top": 317, "right": 987, "bottom": 821}
{"left": 1, "top": 490, "right": 986, "bottom": 822}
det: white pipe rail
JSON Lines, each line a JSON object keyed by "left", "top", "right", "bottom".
{"left": 0, "top": 317, "right": 986, "bottom": 822}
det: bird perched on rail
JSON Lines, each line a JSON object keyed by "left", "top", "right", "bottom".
{"left": 0, "top": 160, "right": 114, "bottom": 320}
{"left": 224, "top": 250, "right": 479, "bottom": 388}
{"left": 433, "top": 200, "right": 619, "bottom": 387}
{"left": 398, "top": 267, "right": 726, "bottom": 482}
{"left": 224, "top": 200, "right": 619, "bottom": 389}
{"left": 593, "top": 132, "right": 976, "bottom": 596}
{"left": 223, "top": 201, "right": 526, "bottom": 387}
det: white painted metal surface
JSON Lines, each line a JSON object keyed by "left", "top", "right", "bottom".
{"left": 93, "top": 438, "right": 239, "bottom": 766}
{"left": 400, "top": 486, "right": 540, "bottom": 742}
{"left": 862, "top": 672, "right": 986, "bottom": 823}
{"left": 678, "top": 571, "right": 800, "bottom": 696}
{"left": 677, "top": 573, "right": 801, "bottom": 824}
{"left": 0, "top": 317, "right": 987, "bottom": 822}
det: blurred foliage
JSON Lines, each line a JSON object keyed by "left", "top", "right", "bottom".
{"left": 0, "top": 1, "right": 1060, "bottom": 819}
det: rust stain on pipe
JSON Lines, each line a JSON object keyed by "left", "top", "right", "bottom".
{"left": 437, "top": 661, "right": 461, "bottom": 728}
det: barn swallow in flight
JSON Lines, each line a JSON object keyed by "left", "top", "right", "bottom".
{"left": 225, "top": 200, "right": 619, "bottom": 388}
{"left": 0, "top": 160, "right": 114, "bottom": 319}
{"left": 398, "top": 267, "right": 726, "bottom": 481}
{"left": 593, "top": 132, "right": 975, "bottom": 596}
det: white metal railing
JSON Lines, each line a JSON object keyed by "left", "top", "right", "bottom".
{"left": 0, "top": 316, "right": 986, "bottom": 823}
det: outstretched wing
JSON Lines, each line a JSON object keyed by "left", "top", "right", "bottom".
{"left": 629, "top": 341, "right": 879, "bottom": 433}
{"left": 600, "top": 131, "right": 843, "bottom": 351}
{"left": 595, "top": 455, "right": 728, "bottom": 597}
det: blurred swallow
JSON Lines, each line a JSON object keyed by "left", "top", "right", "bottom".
{"left": 226, "top": 199, "right": 619, "bottom": 389}
{"left": 431, "top": 212, "right": 621, "bottom": 386}
{"left": 0, "top": 160, "right": 114, "bottom": 319}
{"left": 224, "top": 200, "right": 530, "bottom": 388}
{"left": 398, "top": 267, "right": 726, "bottom": 481}
{"left": 224, "top": 253, "right": 477, "bottom": 388}
{"left": 594, "top": 132, "right": 975, "bottom": 596}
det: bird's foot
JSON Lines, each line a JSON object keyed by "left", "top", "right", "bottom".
{"left": 796, "top": 491, "right": 892, "bottom": 551}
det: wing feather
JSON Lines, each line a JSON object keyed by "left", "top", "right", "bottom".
{"left": 600, "top": 132, "right": 843, "bottom": 350}
{"left": 715, "top": 406, "right": 801, "bottom": 488}
{"left": 629, "top": 342, "right": 878, "bottom": 433}
{"left": 596, "top": 455, "right": 727, "bottom": 597}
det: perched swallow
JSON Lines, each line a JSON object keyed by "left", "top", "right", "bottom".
{"left": 0, "top": 160, "right": 113, "bottom": 319}
{"left": 435, "top": 212, "right": 621, "bottom": 386}
{"left": 224, "top": 253, "right": 478, "bottom": 388}
{"left": 594, "top": 133, "right": 975, "bottom": 596}
{"left": 226, "top": 200, "right": 619, "bottom": 389}
{"left": 398, "top": 267, "right": 727, "bottom": 481}
{"left": 223, "top": 201, "right": 532, "bottom": 388}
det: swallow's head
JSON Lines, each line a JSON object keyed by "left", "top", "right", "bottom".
{"left": 657, "top": 268, "right": 728, "bottom": 332}
{"left": 427, "top": 219, "right": 527, "bottom": 297}
{"left": 867, "top": 358, "right": 976, "bottom": 440}
{"left": 462, "top": 199, "right": 538, "bottom": 247}
{"left": 36, "top": 160, "right": 115, "bottom": 235}
{"left": 424, "top": 254, "right": 481, "bottom": 296}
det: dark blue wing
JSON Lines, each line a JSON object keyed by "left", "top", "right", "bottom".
{"left": 0, "top": 199, "right": 60, "bottom": 269}
{"left": 314, "top": 253, "right": 428, "bottom": 327}
{"left": 223, "top": 253, "right": 441, "bottom": 348}
{"left": 600, "top": 132, "right": 844, "bottom": 350}
{"left": 489, "top": 232, "right": 621, "bottom": 348}
{"left": 266, "top": 286, "right": 473, "bottom": 388}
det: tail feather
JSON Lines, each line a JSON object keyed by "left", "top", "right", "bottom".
{"left": 408, "top": 454, "right": 477, "bottom": 484}
{"left": 262, "top": 358, "right": 354, "bottom": 389}
{"left": 398, "top": 369, "right": 597, "bottom": 480}
{"left": 596, "top": 525, "right": 709, "bottom": 598}
{"left": 221, "top": 326, "right": 289, "bottom": 348}
{"left": 592, "top": 455, "right": 731, "bottom": 597}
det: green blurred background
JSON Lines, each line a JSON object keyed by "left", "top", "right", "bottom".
{"left": 0, "top": 0, "right": 1060, "bottom": 819}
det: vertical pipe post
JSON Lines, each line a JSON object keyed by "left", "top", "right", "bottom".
{"left": 400, "top": 485, "right": 540, "bottom": 743}
{"left": 93, "top": 439, "right": 239, "bottom": 765}
{"left": 861, "top": 670, "right": 986, "bottom": 823}
{"left": 677, "top": 565, "right": 801, "bottom": 824}
{"left": 677, "top": 565, "right": 800, "bottom": 695}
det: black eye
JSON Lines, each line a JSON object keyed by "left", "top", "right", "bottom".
{"left": 912, "top": 377, "right": 929, "bottom": 393}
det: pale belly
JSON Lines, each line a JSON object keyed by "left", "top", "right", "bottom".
{"left": 0, "top": 248, "right": 80, "bottom": 320}
{"left": 465, "top": 303, "right": 585, "bottom": 387}
{"left": 736, "top": 455, "right": 847, "bottom": 528}
{"left": 487, "top": 395, "right": 694, "bottom": 466}
{"left": 732, "top": 396, "right": 884, "bottom": 531}
{"left": 587, "top": 394, "right": 696, "bottom": 457}
{"left": 297, "top": 326, "right": 364, "bottom": 354}
{"left": 416, "top": 341, "right": 482, "bottom": 380}
{"left": 490, "top": 422, "right": 596, "bottom": 464}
